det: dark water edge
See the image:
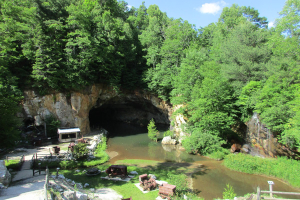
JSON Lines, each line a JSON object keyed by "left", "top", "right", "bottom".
{"left": 100, "top": 121, "right": 300, "bottom": 200}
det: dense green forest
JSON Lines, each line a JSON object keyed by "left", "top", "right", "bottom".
{"left": 0, "top": 0, "right": 299, "bottom": 152}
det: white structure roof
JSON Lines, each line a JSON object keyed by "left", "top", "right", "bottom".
{"left": 57, "top": 128, "right": 80, "bottom": 134}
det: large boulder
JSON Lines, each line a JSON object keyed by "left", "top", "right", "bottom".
{"left": 230, "top": 144, "right": 242, "bottom": 153}
{"left": 161, "top": 136, "right": 177, "bottom": 145}
{"left": 0, "top": 160, "right": 11, "bottom": 187}
{"left": 240, "top": 144, "right": 251, "bottom": 154}
{"left": 76, "top": 191, "right": 88, "bottom": 200}
{"left": 64, "top": 190, "right": 76, "bottom": 200}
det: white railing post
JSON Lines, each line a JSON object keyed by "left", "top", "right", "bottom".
{"left": 268, "top": 181, "right": 274, "bottom": 198}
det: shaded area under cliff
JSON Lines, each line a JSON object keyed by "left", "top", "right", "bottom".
{"left": 89, "top": 97, "right": 170, "bottom": 133}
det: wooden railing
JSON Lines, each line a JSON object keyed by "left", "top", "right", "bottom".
{"left": 257, "top": 186, "right": 300, "bottom": 200}
{"left": 31, "top": 152, "right": 70, "bottom": 176}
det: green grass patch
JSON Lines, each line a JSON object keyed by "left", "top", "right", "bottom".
{"left": 206, "top": 148, "right": 230, "bottom": 160}
{"left": 223, "top": 153, "right": 300, "bottom": 188}
{"left": 5, "top": 159, "right": 21, "bottom": 170}
{"left": 54, "top": 159, "right": 202, "bottom": 199}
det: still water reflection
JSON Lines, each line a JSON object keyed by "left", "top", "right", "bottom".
{"left": 102, "top": 122, "right": 300, "bottom": 200}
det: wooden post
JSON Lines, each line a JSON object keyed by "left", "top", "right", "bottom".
{"left": 6, "top": 156, "right": 8, "bottom": 162}
{"left": 257, "top": 186, "right": 261, "bottom": 200}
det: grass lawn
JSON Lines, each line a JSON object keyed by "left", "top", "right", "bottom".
{"left": 5, "top": 159, "right": 21, "bottom": 171}
{"left": 53, "top": 159, "right": 202, "bottom": 199}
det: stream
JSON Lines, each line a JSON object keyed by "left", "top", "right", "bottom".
{"left": 100, "top": 121, "right": 300, "bottom": 200}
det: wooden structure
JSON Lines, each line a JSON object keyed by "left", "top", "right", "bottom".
{"left": 139, "top": 174, "right": 148, "bottom": 184}
{"left": 52, "top": 146, "right": 60, "bottom": 154}
{"left": 57, "top": 127, "right": 80, "bottom": 143}
{"left": 257, "top": 186, "right": 300, "bottom": 200}
{"left": 159, "top": 184, "right": 176, "bottom": 200}
{"left": 105, "top": 165, "right": 127, "bottom": 178}
{"left": 139, "top": 174, "right": 157, "bottom": 191}
{"left": 122, "top": 197, "right": 132, "bottom": 200}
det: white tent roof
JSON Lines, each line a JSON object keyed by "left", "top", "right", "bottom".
{"left": 57, "top": 128, "right": 80, "bottom": 134}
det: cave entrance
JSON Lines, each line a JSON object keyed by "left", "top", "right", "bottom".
{"left": 89, "top": 97, "right": 170, "bottom": 136}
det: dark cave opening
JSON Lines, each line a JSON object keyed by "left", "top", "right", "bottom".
{"left": 89, "top": 98, "right": 170, "bottom": 136}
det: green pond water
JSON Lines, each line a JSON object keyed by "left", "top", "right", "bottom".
{"left": 101, "top": 121, "right": 300, "bottom": 200}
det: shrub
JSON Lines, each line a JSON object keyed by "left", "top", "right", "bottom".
{"left": 166, "top": 171, "right": 189, "bottom": 197}
{"left": 182, "top": 129, "right": 225, "bottom": 155}
{"left": 44, "top": 114, "right": 61, "bottom": 137}
{"left": 73, "top": 143, "right": 89, "bottom": 159}
{"left": 163, "top": 130, "right": 174, "bottom": 138}
{"left": 223, "top": 184, "right": 236, "bottom": 199}
{"left": 147, "top": 119, "right": 159, "bottom": 142}
{"left": 206, "top": 148, "right": 230, "bottom": 160}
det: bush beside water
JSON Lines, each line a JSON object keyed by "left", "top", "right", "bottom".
{"left": 206, "top": 148, "right": 230, "bottom": 160}
{"left": 224, "top": 153, "right": 300, "bottom": 188}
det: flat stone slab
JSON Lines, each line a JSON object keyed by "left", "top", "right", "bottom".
{"left": 100, "top": 176, "right": 134, "bottom": 182}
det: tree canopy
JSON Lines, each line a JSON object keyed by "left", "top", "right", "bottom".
{"left": 1, "top": 0, "right": 300, "bottom": 150}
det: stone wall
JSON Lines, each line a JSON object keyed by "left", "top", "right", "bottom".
{"left": 21, "top": 84, "right": 173, "bottom": 135}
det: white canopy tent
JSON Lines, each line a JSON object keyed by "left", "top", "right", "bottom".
{"left": 57, "top": 128, "right": 80, "bottom": 143}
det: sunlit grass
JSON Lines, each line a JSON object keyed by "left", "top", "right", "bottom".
{"left": 53, "top": 159, "right": 203, "bottom": 199}
{"left": 5, "top": 159, "right": 20, "bottom": 170}
{"left": 224, "top": 153, "right": 300, "bottom": 188}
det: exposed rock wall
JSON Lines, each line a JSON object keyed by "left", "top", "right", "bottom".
{"left": 22, "top": 84, "right": 173, "bottom": 135}
{"left": 246, "top": 113, "right": 299, "bottom": 158}
{"left": 172, "top": 105, "right": 187, "bottom": 143}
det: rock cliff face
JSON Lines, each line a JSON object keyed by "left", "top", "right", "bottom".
{"left": 22, "top": 84, "right": 173, "bottom": 135}
{"left": 246, "top": 113, "right": 299, "bottom": 159}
